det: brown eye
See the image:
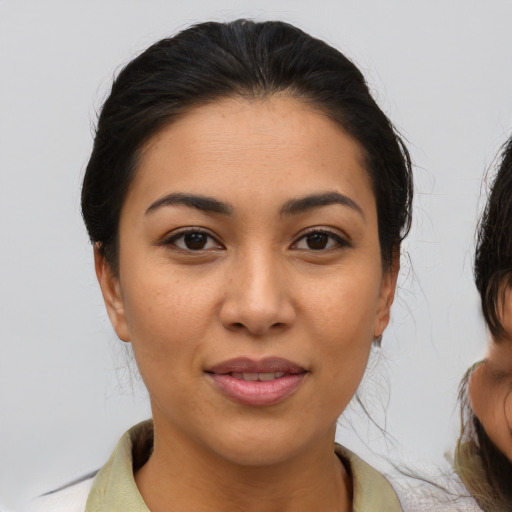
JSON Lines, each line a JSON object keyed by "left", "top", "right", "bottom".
{"left": 306, "top": 233, "right": 329, "bottom": 250}
{"left": 293, "top": 230, "right": 348, "bottom": 251}
{"left": 165, "top": 230, "right": 223, "bottom": 251}
{"left": 183, "top": 232, "right": 208, "bottom": 250}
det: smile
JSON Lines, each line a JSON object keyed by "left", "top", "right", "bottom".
{"left": 206, "top": 357, "right": 307, "bottom": 406}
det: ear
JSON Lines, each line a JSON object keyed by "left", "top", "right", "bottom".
{"left": 373, "top": 248, "right": 400, "bottom": 339}
{"left": 94, "top": 245, "right": 131, "bottom": 342}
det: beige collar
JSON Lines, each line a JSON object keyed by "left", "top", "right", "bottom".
{"left": 86, "top": 421, "right": 402, "bottom": 512}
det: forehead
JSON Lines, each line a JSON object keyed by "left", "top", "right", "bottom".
{"left": 129, "top": 96, "right": 374, "bottom": 213}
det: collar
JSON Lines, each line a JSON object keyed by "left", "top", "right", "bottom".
{"left": 86, "top": 421, "right": 402, "bottom": 512}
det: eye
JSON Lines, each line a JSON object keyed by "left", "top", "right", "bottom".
{"left": 163, "top": 229, "right": 223, "bottom": 251}
{"left": 292, "top": 230, "right": 348, "bottom": 251}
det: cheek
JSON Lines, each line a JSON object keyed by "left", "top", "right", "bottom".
{"left": 505, "top": 390, "right": 512, "bottom": 428}
{"left": 301, "top": 268, "right": 381, "bottom": 400}
{"left": 469, "top": 368, "right": 512, "bottom": 454}
{"left": 301, "top": 265, "right": 382, "bottom": 341}
{"left": 500, "top": 291, "right": 512, "bottom": 335}
{"left": 120, "top": 267, "right": 221, "bottom": 371}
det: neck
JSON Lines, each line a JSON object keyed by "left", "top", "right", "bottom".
{"left": 135, "top": 417, "right": 352, "bottom": 512}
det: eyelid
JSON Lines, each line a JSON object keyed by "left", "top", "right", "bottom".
{"left": 291, "top": 227, "right": 351, "bottom": 250}
{"left": 160, "top": 227, "right": 225, "bottom": 251}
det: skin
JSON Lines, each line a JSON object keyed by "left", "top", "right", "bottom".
{"left": 469, "top": 290, "right": 512, "bottom": 462}
{"left": 96, "top": 96, "right": 398, "bottom": 512}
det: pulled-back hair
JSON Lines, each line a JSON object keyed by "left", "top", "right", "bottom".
{"left": 81, "top": 19, "right": 412, "bottom": 273}
{"left": 474, "top": 137, "right": 512, "bottom": 339}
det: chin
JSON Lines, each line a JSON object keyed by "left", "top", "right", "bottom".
{"left": 205, "top": 419, "right": 334, "bottom": 468}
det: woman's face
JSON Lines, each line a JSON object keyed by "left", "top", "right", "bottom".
{"left": 470, "top": 290, "right": 512, "bottom": 462}
{"left": 96, "top": 96, "right": 397, "bottom": 466}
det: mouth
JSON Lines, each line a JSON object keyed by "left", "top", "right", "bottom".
{"left": 205, "top": 357, "right": 308, "bottom": 406}
{"left": 230, "top": 371, "right": 287, "bottom": 381}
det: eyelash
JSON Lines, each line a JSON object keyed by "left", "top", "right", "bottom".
{"left": 161, "top": 228, "right": 223, "bottom": 252}
{"left": 160, "top": 228, "right": 350, "bottom": 253}
{"left": 292, "top": 229, "right": 350, "bottom": 251}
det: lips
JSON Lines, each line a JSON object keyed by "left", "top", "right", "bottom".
{"left": 206, "top": 357, "right": 307, "bottom": 406}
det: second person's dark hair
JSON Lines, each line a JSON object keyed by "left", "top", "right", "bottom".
{"left": 474, "top": 137, "right": 512, "bottom": 339}
{"left": 82, "top": 19, "right": 413, "bottom": 272}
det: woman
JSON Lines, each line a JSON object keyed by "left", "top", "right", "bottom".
{"left": 455, "top": 137, "right": 512, "bottom": 512}
{"left": 32, "top": 19, "right": 412, "bottom": 511}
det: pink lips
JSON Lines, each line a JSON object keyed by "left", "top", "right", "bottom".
{"left": 206, "top": 357, "right": 307, "bottom": 406}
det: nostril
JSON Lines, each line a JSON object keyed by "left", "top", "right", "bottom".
{"left": 229, "top": 321, "right": 286, "bottom": 331}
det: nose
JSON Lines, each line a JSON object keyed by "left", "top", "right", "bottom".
{"left": 218, "top": 251, "right": 296, "bottom": 336}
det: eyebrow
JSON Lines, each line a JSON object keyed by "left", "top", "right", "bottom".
{"left": 280, "top": 192, "right": 364, "bottom": 219}
{"left": 145, "top": 193, "right": 233, "bottom": 216}
{"left": 144, "top": 191, "right": 364, "bottom": 219}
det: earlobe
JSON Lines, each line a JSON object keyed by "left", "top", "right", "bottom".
{"left": 373, "top": 250, "right": 400, "bottom": 339}
{"left": 94, "top": 245, "right": 131, "bottom": 342}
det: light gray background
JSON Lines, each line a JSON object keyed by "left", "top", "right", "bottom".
{"left": 2, "top": 1, "right": 512, "bottom": 510}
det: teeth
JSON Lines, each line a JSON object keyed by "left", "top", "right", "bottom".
{"left": 259, "top": 372, "right": 285, "bottom": 381}
{"left": 233, "top": 372, "right": 286, "bottom": 381}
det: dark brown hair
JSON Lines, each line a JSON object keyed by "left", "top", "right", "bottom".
{"left": 474, "top": 137, "right": 512, "bottom": 340}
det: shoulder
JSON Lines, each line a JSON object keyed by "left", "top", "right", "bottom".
{"left": 388, "top": 464, "right": 483, "bottom": 512}
{"left": 25, "top": 476, "right": 95, "bottom": 512}
{"left": 336, "top": 445, "right": 482, "bottom": 512}
{"left": 395, "top": 482, "right": 483, "bottom": 512}
{"left": 335, "top": 445, "right": 403, "bottom": 511}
